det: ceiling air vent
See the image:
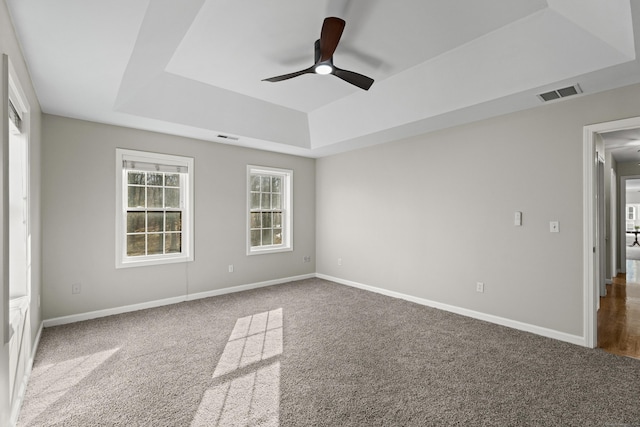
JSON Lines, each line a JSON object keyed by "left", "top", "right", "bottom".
{"left": 217, "top": 134, "right": 239, "bottom": 141}
{"left": 537, "top": 84, "right": 582, "bottom": 102}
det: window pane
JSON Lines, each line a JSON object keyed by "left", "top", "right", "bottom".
{"left": 261, "top": 176, "right": 271, "bottom": 192}
{"left": 261, "top": 193, "right": 271, "bottom": 210}
{"left": 147, "top": 187, "right": 163, "bottom": 208}
{"left": 165, "top": 174, "right": 180, "bottom": 187}
{"left": 251, "top": 230, "right": 261, "bottom": 247}
{"left": 250, "top": 175, "right": 261, "bottom": 191}
{"left": 261, "top": 229, "right": 272, "bottom": 245}
{"left": 166, "top": 212, "right": 182, "bottom": 232}
{"left": 271, "top": 194, "right": 281, "bottom": 210}
{"left": 148, "top": 233, "right": 163, "bottom": 255}
{"left": 128, "top": 186, "right": 145, "bottom": 208}
{"left": 273, "top": 212, "right": 282, "bottom": 228}
{"left": 247, "top": 167, "right": 291, "bottom": 254}
{"left": 250, "top": 213, "right": 261, "bottom": 229}
{"left": 250, "top": 193, "right": 260, "bottom": 210}
{"left": 128, "top": 171, "right": 145, "bottom": 185}
{"left": 262, "top": 212, "right": 272, "bottom": 228}
{"left": 272, "top": 176, "right": 281, "bottom": 193}
{"left": 127, "top": 235, "right": 146, "bottom": 256}
{"left": 127, "top": 212, "right": 145, "bottom": 233}
{"left": 165, "top": 188, "right": 180, "bottom": 208}
{"left": 165, "top": 233, "right": 181, "bottom": 253}
{"left": 147, "top": 172, "right": 163, "bottom": 186}
{"left": 147, "top": 211, "right": 164, "bottom": 232}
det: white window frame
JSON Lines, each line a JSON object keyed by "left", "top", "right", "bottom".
{"left": 116, "top": 148, "right": 194, "bottom": 268}
{"left": 628, "top": 205, "right": 636, "bottom": 220}
{"left": 247, "top": 165, "right": 293, "bottom": 255}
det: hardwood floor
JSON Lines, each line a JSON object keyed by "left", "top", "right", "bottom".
{"left": 598, "top": 260, "right": 640, "bottom": 359}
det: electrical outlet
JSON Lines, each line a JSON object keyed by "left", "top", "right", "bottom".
{"left": 228, "top": 264, "right": 234, "bottom": 273}
{"left": 338, "top": 258, "right": 342, "bottom": 266}
{"left": 72, "top": 283, "right": 81, "bottom": 294}
{"left": 476, "top": 282, "right": 484, "bottom": 293}
{"left": 303, "top": 256, "right": 311, "bottom": 263}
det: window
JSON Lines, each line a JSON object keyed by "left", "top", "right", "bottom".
{"left": 116, "top": 149, "right": 193, "bottom": 268}
{"left": 628, "top": 205, "right": 636, "bottom": 220}
{"left": 247, "top": 166, "right": 292, "bottom": 255}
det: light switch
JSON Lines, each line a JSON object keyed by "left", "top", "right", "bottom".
{"left": 514, "top": 211, "right": 522, "bottom": 226}
{"left": 550, "top": 221, "right": 559, "bottom": 233}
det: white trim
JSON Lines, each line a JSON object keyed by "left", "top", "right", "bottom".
{"left": 43, "top": 274, "right": 315, "bottom": 327}
{"left": 317, "top": 274, "right": 585, "bottom": 346}
{"left": 9, "top": 321, "right": 43, "bottom": 427}
{"left": 582, "top": 116, "right": 640, "bottom": 349}
{"left": 40, "top": 270, "right": 590, "bottom": 348}
{"left": 246, "top": 165, "right": 293, "bottom": 256}
{"left": 185, "top": 274, "right": 313, "bottom": 301}
{"left": 115, "top": 148, "right": 194, "bottom": 269}
{"left": 619, "top": 175, "right": 640, "bottom": 275}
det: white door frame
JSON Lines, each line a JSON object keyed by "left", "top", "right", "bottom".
{"left": 583, "top": 116, "right": 640, "bottom": 348}
{"left": 610, "top": 168, "right": 617, "bottom": 280}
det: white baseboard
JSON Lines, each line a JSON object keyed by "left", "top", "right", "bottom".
{"left": 43, "top": 274, "right": 315, "bottom": 328}
{"left": 316, "top": 273, "right": 586, "bottom": 347}
{"left": 43, "top": 272, "right": 585, "bottom": 347}
{"left": 186, "top": 274, "right": 315, "bottom": 301}
{"left": 9, "top": 321, "right": 43, "bottom": 427}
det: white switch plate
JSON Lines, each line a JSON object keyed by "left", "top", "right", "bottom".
{"left": 550, "top": 221, "right": 559, "bottom": 233}
{"left": 228, "top": 264, "right": 234, "bottom": 273}
{"left": 514, "top": 211, "right": 522, "bottom": 226}
{"left": 476, "top": 282, "right": 484, "bottom": 293}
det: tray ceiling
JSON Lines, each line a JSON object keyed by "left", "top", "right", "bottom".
{"left": 6, "top": 0, "right": 640, "bottom": 157}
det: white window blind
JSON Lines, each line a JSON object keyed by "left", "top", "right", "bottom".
{"left": 123, "top": 160, "right": 188, "bottom": 173}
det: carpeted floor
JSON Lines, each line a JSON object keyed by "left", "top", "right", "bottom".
{"left": 17, "top": 278, "right": 640, "bottom": 426}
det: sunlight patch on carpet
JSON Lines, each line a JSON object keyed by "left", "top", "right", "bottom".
{"left": 18, "top": 348, "right": 120, "bottom": 426}
{"left": 192, "top": 308, "right": 283, "bottom": 426}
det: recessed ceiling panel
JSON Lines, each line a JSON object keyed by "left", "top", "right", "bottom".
{"left": 166, "top": 0, "right": 549, "bottom": 112}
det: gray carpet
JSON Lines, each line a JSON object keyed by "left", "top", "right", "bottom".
{"left": 17, "top": 278, "right": 640, "bottom": 426}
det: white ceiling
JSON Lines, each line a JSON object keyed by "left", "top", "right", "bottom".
{"left": 6, "top": 0, "right": 640, "bottom": 158}
{"left": 602, "top": 128, "right": 640, "bottom": 164}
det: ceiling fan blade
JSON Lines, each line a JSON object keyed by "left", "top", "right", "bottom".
{"left": 333, "top": 66, "right": 374, "bottom": 90}
{"left": 320, "top": 17, "right": 345, "bottom": 62}
{"left": 262, "top": 66, "right": 315, "bottom": 83}
{"left": 314, "top": 39, "right": 321, "bottom": 64}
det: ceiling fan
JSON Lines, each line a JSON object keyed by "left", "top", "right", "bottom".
{"left": 262, "top": 17, "right": 374, "bottom": 91}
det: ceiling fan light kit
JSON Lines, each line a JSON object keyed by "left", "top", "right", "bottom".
{"left": 263, "top": 17, "right": 374, "bottom": 91}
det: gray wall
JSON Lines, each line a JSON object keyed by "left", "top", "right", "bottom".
{"left": 42, "top": 115, "right": 315, "bottom": 319}
{"left": 1, "top": 0, "right": 43, "bottom": 424}
{"left": 316, "top": 82, "right": 640, "bottom": 338}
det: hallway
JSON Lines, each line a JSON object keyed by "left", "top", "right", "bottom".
{"left": 598, "top": 261, "right": 640, "bottom": 359}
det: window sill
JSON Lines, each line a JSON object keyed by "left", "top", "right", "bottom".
{"left": 116, "top": 254, "right": 193, "bottom": 269}
{"left": 247, "top": 246, "right": 293, "bottom": 256}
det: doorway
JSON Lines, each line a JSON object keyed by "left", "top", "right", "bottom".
{"left": 584, "top": 116, "right": 640, "bottom": 352}
{"left": 583, "top": 116, "right": 640, "bottom": 348}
